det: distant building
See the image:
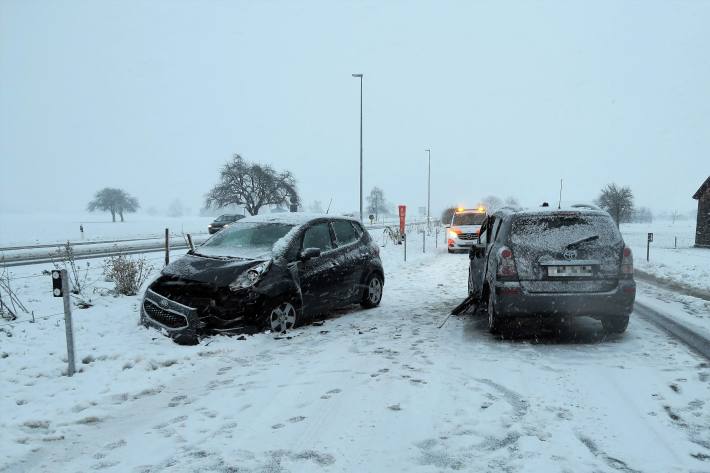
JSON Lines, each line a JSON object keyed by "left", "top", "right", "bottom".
{"left": 693, "top": 176, "right": 710, "bottom": 248}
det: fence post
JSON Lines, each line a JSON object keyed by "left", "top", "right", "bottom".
{"left": 164, "top": 228, "right": 170, "bottom": 266}
{"left": 187, "top": 233, "right": 194, "bottom": 252}
{"left": 60, "top": 269, "right": 76, "bottom": 377}
{"left": 435, "top": 227, "right": 439, "bottom": 248}
{"left": 674, "top": 236, "right": 677, "bottom": 249}
{"left": 404, "top": 233, "right": 407, "bottom": 262}
{"left": 422, "top": 231, "right": 426, "bottom": 253}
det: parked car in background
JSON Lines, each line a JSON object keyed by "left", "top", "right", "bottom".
{"left": 467, "top": 206, "right": 635, "bottom": 334}
{"left": 447, "top": 207, "right": 487, "bottom": 253}
{"left": 142, "top": 213, "right": 384, "bottom": 344}
{"left": 208, "top": 214, "right": 244, "bottom": 234}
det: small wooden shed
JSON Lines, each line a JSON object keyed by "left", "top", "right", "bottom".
{"left": 693, "top": 176, "right": 710, "bottom": 247}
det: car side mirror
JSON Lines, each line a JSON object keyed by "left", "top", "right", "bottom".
{"left": 300, "top": 247, "right": 321, "bottom": 261}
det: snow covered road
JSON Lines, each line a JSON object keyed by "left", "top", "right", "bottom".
{"left": 2, "top": 249, "right": 709, "bottom": 473}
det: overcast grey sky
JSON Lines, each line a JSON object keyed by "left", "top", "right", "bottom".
{"left": 1, "top": 0, "right": 708, "bottom": 216}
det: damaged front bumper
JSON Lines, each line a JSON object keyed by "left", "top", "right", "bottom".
{"left": 141, "top": 289, "right": 203, "bottom": 344}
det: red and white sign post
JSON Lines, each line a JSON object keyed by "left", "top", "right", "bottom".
{"left": 398, "top": 205, "right": 407, "bottom": 260}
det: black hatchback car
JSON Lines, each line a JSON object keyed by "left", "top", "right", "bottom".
{"left": 141, "top": 214, "right": 384, "bottom": 344}
{"left": 467, "top": 206, "right": 635, "bottom": 334}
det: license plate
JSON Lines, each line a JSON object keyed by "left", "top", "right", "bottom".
{"left": 547, "top": 265, "right": 593, "bottom": 277}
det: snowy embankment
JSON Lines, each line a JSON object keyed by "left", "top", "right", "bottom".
{"left": 621, "top": 221, "right": 710, "bottom": 294}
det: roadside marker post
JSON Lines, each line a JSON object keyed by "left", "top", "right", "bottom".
{"left": 422, "top": 231, "right": 426, "bottom": 253}
{"left": 404, "top": 234, "right": 407, "bottom": 262}
{"left": 435, "top": 227, "right": 439, "bottom": 248}
{"left": 647, "top": 232, "right": 653, "bottom": 262}
{"left": 52, "top": 269, "right": 76, "bottom": 377}
{"left": 164, "top": 228, "right": 170, "bottom": 266}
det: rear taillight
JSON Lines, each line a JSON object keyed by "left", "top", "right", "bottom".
{"left": 620, "top": 246, "right": 633, "bottom": 277}
{"left": 497, "top": 246, "right": 518, "bottom": 279}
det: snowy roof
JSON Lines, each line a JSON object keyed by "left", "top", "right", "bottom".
{"left": 239, "top": 212, "right": 358, "bottom": 226}
{"left": 495, "top": 204, "right": 610, "bottom": 218}
{"left": 692, "top": 176, "right": 710, "bottom": 200}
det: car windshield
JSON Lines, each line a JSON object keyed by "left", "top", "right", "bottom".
{"left": 215, "top": 215, "right": 237, "bottom": 222}
{"left": 197, "top": 222, "right": 294, "bottom": 258}
{"left": 452, "top": 213, "right": 486, "bottom": 226}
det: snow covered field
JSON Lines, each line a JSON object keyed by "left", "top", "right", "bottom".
{"left": 1, "top": 234, "right": 709, "bottom": 472}
{"left": 0, "top": 212, "right": 214, "bottom": 247}
{"left": 620, "top": 221, "right": 710, "bottom": 294}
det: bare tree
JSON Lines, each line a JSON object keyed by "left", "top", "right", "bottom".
{"left": 366, "top": 187, "right": 389, "bottom": 221}
{"left": 480, "top": 195, "right": 503, "bottom": 211}
{"left": 87, "top": 188, "right": 139, "bottom": 222}
{"left": 596, "top": 183, "right": 634, "bottom": 227}
{"left": 441, "top": 206, "right": 457, "bottom": 225}
{"left": 167, "top": 199, "right": 185, "bottom": 217}
{"left": 205, "top": 155, "right": 299, "bottom": 216}
{"left": 504, "top": 196, "right": 520, "bottom": 207}
{"left": 309, "top": 200, "right": 325, "bottom": 213}
{"left": 670, "top": 210, "right": 680, "bottom": 224}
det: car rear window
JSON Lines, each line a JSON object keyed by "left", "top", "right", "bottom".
{"left": 510, "top": 214, "right": 621, "bottom": 251}
{"left": 332, "top": 220, "right": 360, "bottom": 245}
{"left": 452, "top": 213, "right": 486, "bottom": 226}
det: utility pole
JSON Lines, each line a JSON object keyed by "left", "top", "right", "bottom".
{"left": 352, "top": 73, "right": 364, "bottom": 222}
{"left": 426, "top": 148, "right": 431, "bottom": 227}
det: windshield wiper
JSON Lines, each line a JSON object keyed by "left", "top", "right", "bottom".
{"left": 566, "top": 235, "right": 599, "bottom": 249}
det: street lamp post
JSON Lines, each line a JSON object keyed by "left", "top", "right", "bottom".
{"left": 352, "top": 73, "right": 364, "bottom": 222}
{"left": 425, "top": 148, "right": 431, "bottom": 227}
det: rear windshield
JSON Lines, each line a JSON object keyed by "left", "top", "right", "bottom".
{"left": 511, "top": 214, "right": 621, "bottom": 251}
{"left": 452, "top": 213, "right": 486, "bottom": 226}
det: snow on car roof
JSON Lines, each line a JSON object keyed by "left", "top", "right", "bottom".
{"left": 239, "top": 212, "right": 358, "bottom": 226}
{"left": 496, "top": 204, "right": 610, "bottom": 218}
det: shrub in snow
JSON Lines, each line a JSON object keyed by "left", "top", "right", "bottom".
{"left": 52, "top": 242, "right": 91, "bottom": 296}
{"left": 103, "top": 254, "right": 154, "bottom": 296}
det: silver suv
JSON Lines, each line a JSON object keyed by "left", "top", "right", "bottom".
{"left": 467, "top": 207, "right": 635, "bottom": 334}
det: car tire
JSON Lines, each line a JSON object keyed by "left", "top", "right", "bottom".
{"left": 447, "top": 248, "right": 453, "bottom": 254}
{"left": 361, "top": 273, "right": 384, "bottom": 308}
{"left": 487, "top": 291, "right": 504, "bottom": 334}
{"left": 602, "top": 316, "right": 629, "bottom": 334}
{"left": 263, "top": 299, "right": 299, "bottom": 333}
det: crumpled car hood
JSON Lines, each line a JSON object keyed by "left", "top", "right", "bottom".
{"left": 161, "top": 254, "right": 266, "bottom": 286}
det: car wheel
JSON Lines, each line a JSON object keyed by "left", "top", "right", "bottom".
{"left": 447, "top": 248, "right": 453, "bottom": 254}
{"left": 265, "top": 300, "right": 298, "bottom": 333}
{"left": 361, "top": 273, "right": 384, "bottom": 308}
{"left": 487, "top": 291, "right": 503, "bottom": 334}
{"left": 602, "top": 316, "right": 629, "bottom": 334}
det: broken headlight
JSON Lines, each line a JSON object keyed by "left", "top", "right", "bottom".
{"left": 229, "top": 261, "right": 271, "bottom": 291}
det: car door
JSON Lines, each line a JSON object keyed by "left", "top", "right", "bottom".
{"left": 468, "top": 218, "right": 489, "bottom": 298}
{"left": 298, "top": 221, "right": 339, "bottom": 315}
{"left": 330, "top": 219, "right": 366, "bottom": 303}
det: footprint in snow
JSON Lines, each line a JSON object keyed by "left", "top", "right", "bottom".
{"left": 288, "top": 416, "right": 306, "bottom": 423}
{"left": 272, "top": 423, "right": 285, "bottom": 430}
